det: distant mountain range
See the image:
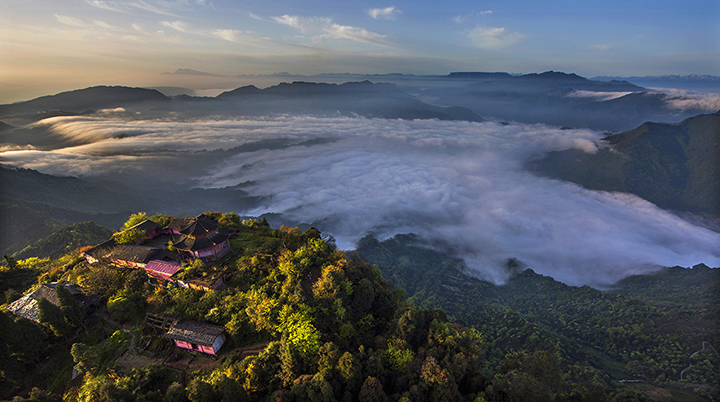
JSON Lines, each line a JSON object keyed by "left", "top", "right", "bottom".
{"left": 593, "top": 74, "right": 720, "bottom": 93}
{"left": 2, "top": 70, "right": 715, "bottom": 133}
{"left": 0, "top": 81, "right": 484, "bottom": 129}
{"left": 429, "top": 71, "right": 710, "bottom": 131}
{"left": 531, "top": 110, "right": 720, "bottom": 218}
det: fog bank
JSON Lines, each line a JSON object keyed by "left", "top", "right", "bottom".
{"left": 2, "top": 116, "right": 718, "bottom": 286}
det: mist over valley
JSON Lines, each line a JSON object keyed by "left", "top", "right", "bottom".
{"left": 1, "top": 76, "right": 718, "bottom": 288}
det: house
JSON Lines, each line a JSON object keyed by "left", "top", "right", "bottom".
{"left": 168, "top": 214, "right": 231, "bottom": 261}
{"left": 7, "top": 282, "right": 97, "bottom": 323}
{"left": 144, "top": 260, "right": 182, "bottom": 282}
{"left": 165, "top": 319, "right": 226, "bottom": 355}
{"left": 126, "top": 219, "right": 164, "bottom": 239}
{"left": 84, "top": 241, "right": 179, "bottom": 268}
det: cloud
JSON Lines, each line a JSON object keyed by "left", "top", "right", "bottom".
{"left": 249, "top": 12, "right": 264, "bottom": 21}
{"left": 658, "top": 89, "right": 720, "bottom": 112}
{"left": 368, "top": 7, "right": 401, "bottom": 20}
{"left": 453, "top": 11, "right": 492, "bottom": 24}
{"left": 94, "top": 20, "right": 124, "bottom": 30}
{"left": 468, "top": 26, "right": 526, "bottom": 49}
{"left": 272, "top": 15, "right": 315, "bottom": 31}
{"left": 213, "top": 29, "right": 243, "bottom": 42}
{"left": 272, "top": 15, "right": 391, "bottom": 46}
{"left": 323, "top": 24, "right": 390, "bottom": 46}
{"left": 86, "top": 0, "right": 127, "bottom": 13}
{"left": 161, "top": 20, "right": 189, "bottom": 32}
{"left": 566, "top": 90, "right": 635, "bottom": 102}
{"left": 129, "top": 0, "right": 181, "bottom": 17}
{"left": 590, "top": 44, "right": 613, "bottom": 51}
{"left": 4, "top": 116, "right": 718, "bottom": 287}
{"left": 55, "top": 15, "right": 87, "bottom": 27}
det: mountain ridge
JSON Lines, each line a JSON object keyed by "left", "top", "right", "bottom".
{"left": 530, "top": 111, "right": 720, "bottom": 217}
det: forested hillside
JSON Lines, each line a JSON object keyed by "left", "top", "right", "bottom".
{"left": 0, "top": 215, "right": 717, "bottom": 401}
{"left": 357, "top": 234, "right": 720, "bottom": 401}
{"left": 531, "top": 111, "right": 720, "bottom": 217}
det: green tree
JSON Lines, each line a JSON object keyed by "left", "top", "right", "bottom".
{"left": 55, "top": 284, "right": 85, "bottom": 329}
{"left": 359, "top": 377, "right": 387, "bottom": 402}
{"left": 107, "top": 289, "right": 148, "bottom": 322}
{"left": 187, "top": 378, "right": 219, "bottom": 402}
{"left": 218, "top": 212, "right": 241, "bottom": 228}
{"left": 113, "top": 227, "right": 148, "bottom": 245}
{"left": 122, "top": 212, "right": 148, "bottom": 229}
{"left": 37, "top": 297, "right": 73, "bottom": 338}
{"left": 80, "top": 266, "right": 122, "bottom": 297}
{"left": 10, "top": 387, "right": 62, "bottom": 402}
{"left": 163, "top": 382, "right": 188, "bottom": 402}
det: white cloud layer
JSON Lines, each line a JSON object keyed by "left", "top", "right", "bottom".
{"left": 2, "top": 116, "right": 718, "bottom": 287}
{"left": 566, "top": 90, "right": 635, "bottom": 101}
{"left": 659, "top": 89, "right": 720, "bottom": 112}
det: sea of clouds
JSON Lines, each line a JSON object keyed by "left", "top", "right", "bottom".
{"left": 2, "top": 115, "right": 718, "bottom": 287}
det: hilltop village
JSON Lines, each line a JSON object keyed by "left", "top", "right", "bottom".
{"left": 7, "top": 213, "right": 242, "bottom": 361}
{"left": 1, "top": 211, "right": 718, "bottom": 402}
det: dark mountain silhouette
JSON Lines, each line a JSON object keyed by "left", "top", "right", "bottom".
{"left": 429, "top": 70, "right": 709, "bottom": 131}
{"left": 213, "top": 80, "right": 484, "bottom": 121}
{"left": 447, "top": 70, "right": 642, "bottom": 91}
{"left": 216, "top": 85, "right": 263, "bottom": 97}
{"left": 163, "top": 68, "right": 222, "bottom": 76}
{"left": 593, "top": 74, "right": 720, "bottom": 92}
{"left": 0, "top": 121, "right": 13, "bottom": 133}
{"left": 0, "top": 86, "right": 170, "bottom": 118}
{"left": 0, "top": 81, "right": 483, "bottom": 123}
{"left": 0, "top": 165, "right": 143, "bottom": 228}
{"left": 530, "top": 110, "right": 720, "bottom": 217}
{"left": 218, "top": 80, "right": 408, "bottom": 98}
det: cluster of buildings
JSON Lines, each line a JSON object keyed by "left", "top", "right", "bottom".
{"left": 83, "top": 214, "right": 232, "bottom": 291}
{"left": 7, "top": 214, "right": 234, "bottom": 356}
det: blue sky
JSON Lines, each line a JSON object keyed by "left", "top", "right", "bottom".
{"left": 1, "top": 0, "right": 718, "bottom": 101}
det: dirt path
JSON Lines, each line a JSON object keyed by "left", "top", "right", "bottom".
{"left": 680, "top": 341, "right": 720, "bottom": 380}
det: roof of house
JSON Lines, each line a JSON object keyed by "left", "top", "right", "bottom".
{"left": 7, "top": 282, "right": 89, "bottom": 323}
{"left": 172, "top": 228, "right": 229, "bottom": 252}
{"left": 168, "top": 214, "right": 219, "bottom": 238}
{"left": 127, "top": 219, "right": 161, "bottom": 233}
{"left": 145, "top": 260, "right": 182, "bottom": 276}
{"left": 165, "top": 320, "right": 225, "bottom": 346}
{"left": 86, "top": 243, "right": 177, "bottom": 264}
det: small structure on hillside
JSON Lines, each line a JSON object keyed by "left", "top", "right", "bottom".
{"left": 126, "top": 219, "right": 165, "bottom": 239}
{"left": 165, "top": 319, "right": 226, "bottom": 355}
{"left": 7, "top": 282, "right": 97, "bottom": 323}
{"left": 168, "top": 214, "right": 231, "bottom": 261}
{"left": 84, "top": 241, "right": 179, "bottom": 268}
{"left": 144, "top": 260, "right": 183, "bottom": 282}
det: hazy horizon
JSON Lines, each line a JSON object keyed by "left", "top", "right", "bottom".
{"left": 1, "top": 0, "right": 718, "bottom": 103}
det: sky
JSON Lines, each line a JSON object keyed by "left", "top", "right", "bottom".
{"left": 1, "top": 0, "right": 719, "bottom": 102}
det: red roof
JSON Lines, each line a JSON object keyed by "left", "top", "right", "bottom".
{"left": 145, "top": 260, "right": 182, "bottom": 276}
